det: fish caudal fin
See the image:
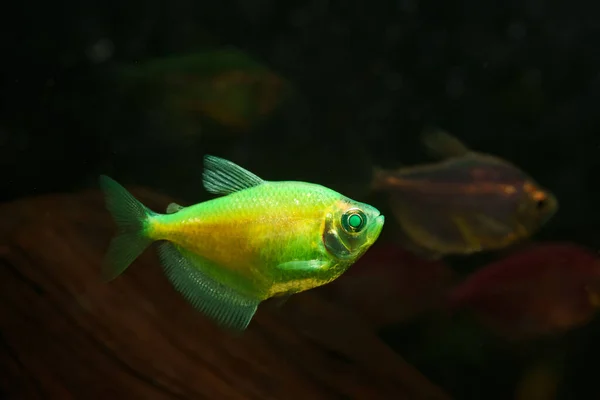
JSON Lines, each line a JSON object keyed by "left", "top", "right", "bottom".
{"left": 370, "top": 166, "right": 389, "bottom": 191}
{"left": 157, "top": 242, "right": 260, "bottom": 332}
{"left": 99, "top": 175, "right": 155, "bottom": 281}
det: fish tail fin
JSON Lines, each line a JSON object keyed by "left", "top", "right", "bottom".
{"left": 370, "top": 165, "right": 387, "bottom": 191}
{"left": 99, "top": 175, "right": 156, "bottom": 281}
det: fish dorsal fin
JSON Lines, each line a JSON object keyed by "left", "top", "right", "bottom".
{"left": 203, "top": 155, "right": 265, "bottom": 195}
{"left": 166, "top": 202, "right": 185, "bottom": 214}
{"left": 157, "top": 242, "right": 261, "bottom": 332}
{"left": 420, "top": 128, "right": 472, "bottom": 159}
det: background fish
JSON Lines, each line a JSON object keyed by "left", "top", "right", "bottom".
{"left": 371, "top": 129, "right": 558, "bottom": 258}
{"left": 328, "top": 241, "right": 455, "bottom": 329}
{"left": 100, "top": 155, "right": 385, "bottom": 332}
{"left": 447, "top": 242, "right": 600, "bottom": 340}
{"left": 117, "top": 48, "right": 291, "bottom": 134}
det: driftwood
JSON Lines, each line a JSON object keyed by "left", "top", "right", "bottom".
{"left": 0, "top": 187, "right": 451, "bottom": 400}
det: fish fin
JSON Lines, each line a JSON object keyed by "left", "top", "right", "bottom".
{"left": 450, "top": 215, "right": 483, "bottom": 254}
{"left": 275, "top": 260, "right": 330, "bottom": 287}
{"left": 473, "top": 213, "right": 515, "bottom": 235}
{"left": 99, "top": 175, "right": 155, "bottom": 281}
{"left": 277, "top": 259, "right": 325, "bottom": 271}
{"left": 370, "top": 164, "right": 409, "bottom": 192}
{"left": 203, "top": 155, "right": 265, "bottom": 195}
{"left": 371, "top": 166, "right": 388, "bottom": 191}
{"left": 166, "top": 202, "right": 185, "bottom": 214}
{"left": 157, "top": 242, "right": 260, "bottom": 332}
{"left": 420, "top": 128, "right": 472, "bottom": 159}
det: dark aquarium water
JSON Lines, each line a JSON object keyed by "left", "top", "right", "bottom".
{"left": 2, "top": 1, "right": 600, "bottom": 399}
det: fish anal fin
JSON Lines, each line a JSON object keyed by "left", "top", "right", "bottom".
{"left": 203, "top": 155, "right": 265, "bottom": 195}
{"left": 157, "top": 242, "right": 261, "bottom": 332}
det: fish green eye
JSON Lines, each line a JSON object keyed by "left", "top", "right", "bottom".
{"left": 341, "top": 209, "right": 367, "bottom": 233}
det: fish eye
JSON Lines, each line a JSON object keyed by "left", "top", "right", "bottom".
{"left": 341, "top": 209, "right": 367, "bottom": 233}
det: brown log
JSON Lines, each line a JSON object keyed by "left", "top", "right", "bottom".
{"left": 0, "top": 188, "right": 452, "bottom": 400}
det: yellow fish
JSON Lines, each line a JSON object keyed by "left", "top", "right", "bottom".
{"left": 100, "top": 156, "right": 384, "bottom": 331}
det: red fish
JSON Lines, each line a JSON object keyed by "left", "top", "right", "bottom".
{"left": 328, "top": 241, "right": 455, "bottom": 329}
{"left": 447, "top": 242, "right": 600, "bottom": 340}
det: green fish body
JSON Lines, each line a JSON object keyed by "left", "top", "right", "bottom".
{"left": 100, "top": 156, "right": 385, "bottom": 331}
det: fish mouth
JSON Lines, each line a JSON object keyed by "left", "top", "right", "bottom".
{"left": 369, "top": 214, "right": 385, "bottom": 240}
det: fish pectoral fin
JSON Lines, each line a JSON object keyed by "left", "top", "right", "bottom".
{"left": 274, "top": 259, "right": 328, "bottom": 282}
{"left": 166, "top": 202, "right": 185, "bottom": 214}
{"left": 474, "top": 213, "right": 512, "bottom": 234}
{"left": 157, "top": 242, "right": 260, "bottom": 332}
{"left": 450, "top": 215, "right": 483, "bottom": 253}
{"left": 203, "top": 155, "right": 265, "bottom": 195}
{"left": 277, "top": 259, "right": 326, "bottom": 271}
{"left": 420, "top": 128, "right": 472, "bottom": 159}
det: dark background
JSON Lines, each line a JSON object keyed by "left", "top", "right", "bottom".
{"left": 2, "top": 0, "right": 600, "bottom": 399}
